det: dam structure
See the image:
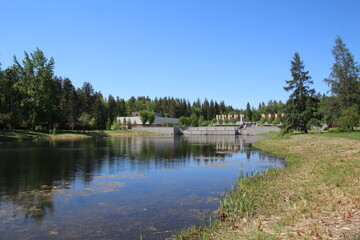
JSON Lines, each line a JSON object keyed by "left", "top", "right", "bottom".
{"left": 133, "top": 126, "right": 280, "bottom": 135}
{"left": 181, "top": 126, "right": 240, "bottom": 135}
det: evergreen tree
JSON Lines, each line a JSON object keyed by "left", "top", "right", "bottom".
{"left": 92, "top": 92, "right": 107, "bottom": 129}
{"left": 324, "top": 36, "right": 360, "bottom": 108}
{"left": 245, "top": 102, "right": 253, "bottom": 121}
{"left": 324, "top": 36, "right": 360, "bottom": 130}
{"left": 78, "top": 82, "right": 95, "bottom": 115}
{"left": 282, "top": 53, "right": 317, "bottom": 134}
{"left": 61, "top": 78, "right": 78, "bottom": 129}
{"left": 107, "top": 95, "right": 116, "bottom": 123}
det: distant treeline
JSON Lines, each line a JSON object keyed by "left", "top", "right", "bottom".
{"left": 2, "top": 36, "right": 358, "bottom": 131}
{"left": 0, "top": 48, "right": 283, "bottom": 130}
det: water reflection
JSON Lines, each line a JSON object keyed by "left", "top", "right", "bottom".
{"left": 0, "top": 135, "right": 284, "bottom": 239}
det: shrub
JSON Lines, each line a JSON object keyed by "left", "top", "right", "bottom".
{"left": 259, "top": 117, "right": 266, "bottom": 125}
{"left": 35, "top": 125, "right": 43, "bottom": 131}
{"left": 328, "top": 127, "right": 348, "bottom": 133}
{"left": 272, "top": 117, "right": 281, "bottom": 125}
{"left": 198, "top": 116, "right": 204, "bottom": 126}
{"left": 230, "top": 118, "right": 237, "bottom": 124}
{"left": 179, "top": 116, "right": 191, "bottom": 126}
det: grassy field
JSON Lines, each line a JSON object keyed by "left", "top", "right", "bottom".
{"left": 174, "top": 132, "right": 360, "bottom": 239}
{"left": 312, "top": 131, "right": 360, "bottom": 141}
{"left": 0, "top": 129, "right": 158, "bottom": 142}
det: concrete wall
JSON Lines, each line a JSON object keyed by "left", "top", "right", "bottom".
{"left": 240, "top": 126, "right": 280, "bottom": 135}
{"left": 181, "top": 126, "right": 238, "bottom": 135}
{"left": 133, "top": 126, "right": 281, "bottom": 136}
{"left": 133, "top": 127, "right": 184, "bottom": 135}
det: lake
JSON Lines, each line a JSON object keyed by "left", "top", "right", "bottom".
{"left": 0, "top": 135, "right": 284, "bottom": 240}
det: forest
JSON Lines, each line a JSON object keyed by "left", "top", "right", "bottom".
{"left": 0, "top": 37, "right": 359, "bottom": 132}
{"left": 0, "top": 48, "right": 284, "bottom": 130}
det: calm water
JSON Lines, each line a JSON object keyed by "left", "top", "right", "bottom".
{"left": 0, "top": 135, "right": 283, "bottom": 240}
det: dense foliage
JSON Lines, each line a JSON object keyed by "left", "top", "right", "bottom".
{"left": 323, "top": 36, "right": 360, "bottom": 131}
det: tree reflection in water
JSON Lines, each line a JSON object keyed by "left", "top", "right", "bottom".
{"left": 0, "top": 135, "right": 283, "bottom": 222}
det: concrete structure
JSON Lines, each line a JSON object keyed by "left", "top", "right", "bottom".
{"left": 133, "top": 127, "right": 184, "bottom": 135}
{"left": 132, "top": 126, "right": 280, "bottom": 136}
{"left": 117, "top": 115, "right": 179, "bottom": 127}
{"left": 181, "top": 127, "right": 240, "bottom": 135}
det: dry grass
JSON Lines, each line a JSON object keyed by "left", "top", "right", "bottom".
{"left": 175, "top": 134, "right": 360, "bottom": 239}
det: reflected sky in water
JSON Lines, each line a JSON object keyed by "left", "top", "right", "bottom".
{"left": 0, "top": 135, "right": 284, "bottom": 240}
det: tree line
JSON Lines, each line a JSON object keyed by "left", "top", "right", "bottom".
{"left": 0, "top": 49, "right": 282, "bottom": 130}
{"left": 282, "top": 36, "right": 360, "bottom": 133}
{"left": 3, "top": 36, "right": 355, "bottom": 132}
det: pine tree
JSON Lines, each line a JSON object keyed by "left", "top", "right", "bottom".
{"left": 324, "top": 37, "right": 360, "bottom": 130}
{"left": 245, "top": 102, "right": 253, "bottom": 122}
{"left": 324, "top": 36, "right": 359, "bottom": 108}
{"left": 283, "top": 53, "right": 317, "bottom": 134}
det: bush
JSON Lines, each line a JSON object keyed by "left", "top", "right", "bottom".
{"left": 35, "top": 126, "right": 43, "bottom": 131}
{"left": 267, "top": 117, "right": 274, "bottom": 124}
{"left": 198, "top": 116, "right": 205, "bottom": 126}
{"left": 259, "top": 117, "right": 266, "bottom": 125}
{"left": 50, "top": 128, "right": 57, "bottom": 134}
{"left": 272, "top": 117, "right": 281, "bottom": 125}
{"left": 179, "top": 116, "right": 191, "bottom": 126}
{"left": 328, "top": 127, "right": 348, "bottom": 133}
{"left": 89, "top": 118, "right": 97, "bottom": 129}
{"left": 202, "top": 120, "right": 211, "bottom": 126}
{"left": 112, "top": 119, "right": 120, "bottom": 130}
{"left": 191, "top": 113, "right": 199, "bottom": 127}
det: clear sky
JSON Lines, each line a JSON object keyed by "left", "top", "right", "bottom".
{"left": 1, "top": 0, "right": 359, "bottom": 109}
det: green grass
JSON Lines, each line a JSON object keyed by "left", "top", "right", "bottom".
{"left": 173, "top": 133, "right": 360, "bottom": 239}
{"left": 311, "top": 130, "right": 360, "bottom": 141}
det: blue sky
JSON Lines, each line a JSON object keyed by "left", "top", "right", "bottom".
{"left": 1, "top": 0, "right": 359, "bottom": 109}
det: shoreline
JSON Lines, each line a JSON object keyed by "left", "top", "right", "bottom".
{"left": 175, "top": 133, "right": 360, "bottom": 239}
{"left": 0, "top": 129, "right": 163, "bottom": 143}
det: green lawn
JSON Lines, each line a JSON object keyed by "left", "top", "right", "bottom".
{"left": 312, "top": 130, "right": 360, "bottom": 141}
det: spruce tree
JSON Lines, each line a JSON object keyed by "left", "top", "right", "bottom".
{"left": 282, "top": 53, "right": 317, "bottom": 134}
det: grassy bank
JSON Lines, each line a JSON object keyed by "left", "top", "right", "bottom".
{"left": 175, "top": 133, "right": 360, "bottom": 239}
{"left": 0, "top": 129, "right": 159, "bottom": 142}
